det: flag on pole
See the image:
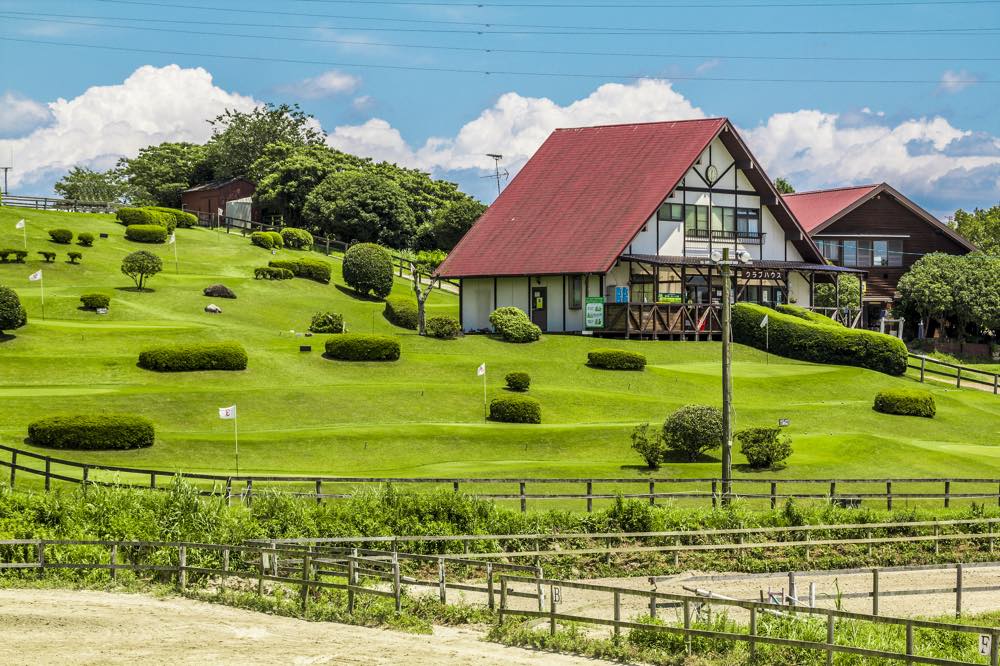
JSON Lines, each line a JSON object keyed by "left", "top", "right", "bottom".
{"left": 15, "top": 219, "right": 25, "bottom": 229}
{"left": 477, "top": 362, "right": 486, "bottom": 377}
{"left": 759, "top": 314, "right": 769, "bottom": 328}
{"left": 219, "top": 405, "right": 236, "bottom": 419}
{"left": 168, "top": 233, "right": 176, "bottom": 244}
{"left": 28, "top": 270, "right": 42, "bottom": 282}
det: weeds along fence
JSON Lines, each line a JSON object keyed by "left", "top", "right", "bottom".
{"left": 908, "top": 354, "right": 1000, "bottom": 394}
{"left": 5, "top": 444, "right": 1000, "bottom": 513}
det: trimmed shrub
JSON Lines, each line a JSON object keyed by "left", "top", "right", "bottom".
{"left": 874, "top": 389, "right": 936, "bottom": 418}
{"left": 27, "top": 414, "right": 154, "bottom": 450}
{"left": 587, "top": 348, "right": 646, "bottom": 370}
{"left": 0, "top": 285, "right": 28, "bottom": 333}
{"left": 148, "top": 207, "right": 197, "bottom": 228}
{"left": 736, "top": 426, "right": 793, "bottom": 469}
{"left": 125, "top": 224, "right": 168, "bottom": 243}
{"left": 251, "top": 231, "right": 284, "bottom": 250}
{"left": 505, "top": 371, "right": 530, "bottom": 392}
{"left": 38, "top": 251, "right": 56, "bottom": 262}
{"left": 426, "top": 315, "right": 460, "bottom": 340}
{"left": 733, "top": 303, "right": 907, "bottom": 375}
{"left": 343, "top": 243, "right": 393, "bottom": 298}
{"left": 663, "top": 404, "right": 723, "bottom": 462}
{"left": 67, "top": 251, "right": 83, "bottom": 264}
{"left": 138, "top": 341, "right": 248, "bottom": 372}
{"left": 0, "top": 249, "right": 28, "bottom": 263}
{"left": 489, "top": 396, "right": 541, "bottom": 424}
{"left": 324, "top": 334, "right": 400, "bottom": 361}
{"left": 203, "top": 284, "right": 237, "bottom": 299}
{"left": 48, "top": 228, "right": 73, "bottom": 244}
{"left": 384, "top": 295, "right": 418, "bottom": 330}
{"left": 80, "top": 293, "right": 111, "bottom": 310}
{"left": 268, "top": 258, "right": 331, "bottom": 284}
{"left": 777, "top": 304, "right": 842, "bottom": 327}
{"left": 489, "top": 306, "right": 541, "bottom": 343}
{"left": 310, "top": 312, "right": 345, "bottom": 334}
{"left": 77, "top": 232, "right": 95, "bottom": 247}
{"left": 281, "top": 227, "right": 313, "bottom": 250}
{"left": 254, "top": 266, "right": 294, "bottom": 280}
{"left": 116, "top": 207, "right": 175, "bottom": 233}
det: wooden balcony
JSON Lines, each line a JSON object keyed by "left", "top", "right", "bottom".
{"left": 601, "top": 303, "right": 722, "bottom": 338}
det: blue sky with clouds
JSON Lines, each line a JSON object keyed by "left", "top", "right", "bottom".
{"left": 0, "top": 0, "right": 998, "bottom": 216}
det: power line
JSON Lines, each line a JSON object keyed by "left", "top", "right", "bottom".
{"left": 291, "top": 0, "right": 1000, "bottom": 6}
{"left": 5, "top": 11, "right": 999, "bottom": 61}
{"left": 1, "top": 35, "right": 994, "bottom": 85}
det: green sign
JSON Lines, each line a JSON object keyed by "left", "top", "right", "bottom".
{"left": 585, "top": 296, "right": 604, "bottom": 329}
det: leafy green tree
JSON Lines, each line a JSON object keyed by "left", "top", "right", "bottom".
{"left": 370, "top": 162, "right": 469, "bottom": 230}
{"left": 0, "top": 285, "right": 28, "bottom": 334}
{"left": 342, "top": 242, "right": 394, "bottom": 298}
{"left": 814, "top": 274, "right": 862, "bottom": 321}
{"left": 303, "top": 171, "right": 417, "bottom": 248}
{"left": 951, "top": 253, "right": 1000, "bottom": 346}
{"left": 774, "top": 178, "right": 795, "bottom": 194}
{"left": 662, "top": 404, "right": 723, "bottom": 462}
{"left": 630, "top": 423, "right": 666, "bottom": 469}
{"left": 419, "top": 198, "right": 487, "bottom": 251}
{"left": 898, "top": 253, "right": 961, "bottom": 333}
{"left": 950, "top": 206, "right": 1000, "bottom": 255}
{"left": 54, "top": 167, "right": 130, "bottom": 203}
{"left": 121, "top": 250, "right": 163, "bottom": 291}
{"left": 252, "top": 143, "right": 363, "bottom": 226}
{"left": 116, "top": 142, "right": 208, "bottom": 207}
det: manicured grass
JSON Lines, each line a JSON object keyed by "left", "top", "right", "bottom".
{"left": 1, "top": 206, "right": 999, "bottom": 482}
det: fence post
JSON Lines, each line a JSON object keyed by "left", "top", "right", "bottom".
{"left": 258, "top": 548, "right": 265, "bottom": 596}
{"left": 674, "top": 538, "right": 680, "bottom": 568}
{"left": 920, "top": 356, "right": 926, "bottom": 382}
{"left": 499, "top": 577, "right": 508, "bottom": 624}
{"left": 300, "top": 553, "right": 311, "bottom": 613}
{"left": 222, "top": 547, "right": 230, "bottom": 591}
{"left": 649, "top": 481, "right": 655, "bottom": 506}
{"left": 956, "top": 563, "right": 963, "bottom": 618}
{"left": 178, "top": 545, "right": 187, "bottom": 590}
{"left": 315, "top": 480, "right": 322, "bottom": 504}
{"left": 453, "top": 481, "right": 459, "bottom": 493}
{"left": 392, "top": 551, "right": 402, "bottom": 613}
{"left": 535, "top": 566, "right": 544, "bottom": 612}
{"left": 347, "top": 557, "right": 356, "bottom": 614}
{"left": 518, "top": 482, "right": 527, "bottom": 513}
{"left": 829, "top": 481, "right": 836, "bottom": 503}
{"left": 36, "top": 541, "right": 44, "bottom": 578}
{"left": 683, "top": 599, "right": 691, "bottom": 654}
{"left": 712, "top": 480, "right": 718, "bottom": 509}
{"left": 549, "top": 583, "right": 557, "bottom": 636}
{"left": 82, "top": 466, "right": 89, "bottom": 490}
{"left": 586, "top": 481, "right": 593, "bottom": 513}
{"left": 150, "top": 472, "right": 156, "bottom": 490}
{"left": 872, "top": 568, "right": 879, "bottom": 615}
{"left": 110, "top": 543, "right": 117, "bottom": 582}
{"left": 648, "top": 591, "right": 658, "bottom": 619}
{"left": 886, "top": 481, "right": 892, "bottom": 511}
{"left": 9, "top": 450, "right": 15, "bottom": 487}
{"left": 788, "top": 571, "right": 797, "bottom": 604}
{"left": 225, "top": 478, "right": 232, "bottom": 505}
{"left": 770, "top": 482, "right": 777, "bottom": 510}
{"left": 438, "top": 557, "right": 447, "bottom": 604}
{"left": 487, "top": 563, "right": 495, "bottom": 610}
{"left": 613, "top": 590, "right": 621, "bottom": 638}
{"left": 826, "top": 615, "right": 835, "bottom": 666}
{"left": 246, "top": 479, "right": 253, "bottom": 506}
{"left": 44, "top": 458, "right": 51, "bottom": 491}
{"left": 944, "top": 480, "right": 951, "bottom": 508}
{"left": 956, "top": 367, "right": 961, "bottom": 389}
{"left": 990, "top": 630, "right": 999, "bottom": 666}
{"left": 749, "top": 606, "right": 757, "bottom": 660}
{"left": 935, "top": 524, "right": 940, "bottom": 556}
{"left": 994, "top": 373, "right": 998, "bottom": 395}
{"left": 906, "top": 621, "right": 914, "bottom": 657}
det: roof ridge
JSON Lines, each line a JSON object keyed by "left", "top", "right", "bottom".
{"left": 783, "top": 183, "right": 881, "bottom": 197}
{"left": 554, "top": 117, "right": 727, "bottom": 132}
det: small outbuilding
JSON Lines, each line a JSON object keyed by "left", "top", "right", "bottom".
{"left": 181, "top": 177, "right": 255, "bottom": 224}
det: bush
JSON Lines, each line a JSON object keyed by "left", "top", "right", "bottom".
{"left": 251, "top": 231, "right": 284, "bottom": 250}
{"left": 254, "top": 266, "right": 294, "bottom": 280}
{"left": 203, "top": 284, "right": 236, "bottom": 299}
{"left": 587, "top": 348, "right": 646, "bottom": 370}
{"left": 736, "top": 427, "right": 793, "bottom": 469}
{"left": 280, "top": 227, "right": 313, "bottom": 250}
{"left": 425, "top": 315, "right": 460, "bottom": 339}
{"left": 138, "top": 341, "right": 248, "bottom": 372}
{"left": 324, "top": 334, "right": 400, "bottom": 361}
{"left": 0, "top": 249, "right": 28, "bottom": 263}
{"left": 777, "top": 304, "right": 842, "bottom": 327}
{"left": 67, "top": 251, "right": 82, "bottom": 264}
{"left": 874, "top": 389, "right": 936, "bottom": 418}
{"left": 268, "top": 258, "right": 331, "bottom": 284}
{"left": 38, "top": 251, "right": 56, "bottom": 262}
{"left": 116, "top": 207, "right": 175, "bottom": 233}
{"left": 489, "top": 396, "right": 541, "bottom": 424}
{"left": 505, "top": 372, "right": 531, "bottom": 391}
{"left": 732, "top": 303, "right": 907, "bottom": 375}
{"left": 0, "top": 285, "right": 28, "bottom": 333}
{"left": 77, "top": 232, "right": 95, "bottom": 247}
{"left": 125, "top": 224, "right": 168, "bottom": 243}
{"left": 384, "top": 295, "right": 418, "bottom": 330}
{"left": 663, "top": 404, "right": 723, "bottom": 462}
{"left": 343, "top": 243, "right": 393, "bottom": 298}
{"left": 489, "top": 306, "right": 541, "bottom": 343}
{"left": 148, "top": 207, "right": 197, "bottom": 228}
{"left": 80, "top": 293, "right": 111, "bottom": 309}
{"left": 631, "top": 423, "right": 667, "bottom": 469}
{"left": 27, "top": 414, "right": 154, "bottom": 450}
{"left": 310, "top": 312, "right": 345, "bottom": 334}
{"left": 48, "top": 228, "right": 73, "bottom": 244}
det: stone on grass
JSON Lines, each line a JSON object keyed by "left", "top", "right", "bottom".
{"left": 205, "top": 304, "right": 222, "bottom": 314}
{"left": 203, "top": 284, "right": 236, "bottom": 299}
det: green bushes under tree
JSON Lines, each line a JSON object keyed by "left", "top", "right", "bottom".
{"left": 425, "top": 315, "right": 460, "bottom": 339}
{"left": 736, "top": 427, "right": 793, "bottom": 469}
{"left": 384, "top": 295, "right": 419, "bottom": 330}
{"left": 27, "top": 414, "right": 155, "bottom": 450}
{"left": 587, "top": 348, "right": 646, "bottom": 370}
{"left": 125, "top": 224, "right": 168, "bottom": 243}
{"left": 324, "top": 334, "right": 400, "bottom": 361}
{"left": 489, "top": 306, "right": 541, "bottom": 343}
{"left": 874, "top": 389, "right": 936, "bottom": 418}
{"left": 138, "top": 341, "right": 248, "bottom": 372}
{"left": 489, "top": 395, "right": 541, "bottom": 423}
{"left": 343, "top": 243, "right": 394, "bottom": 298}
{"left": 663, "top": 404, "right": 723, "bottom": 462}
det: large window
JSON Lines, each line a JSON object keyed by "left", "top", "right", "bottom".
{"left": 736, "top": 208, "right": 760, "bottom": 234}
{"left": 711, "top": 206, "right": 736, "bottom": 232}
{"left": 820, "top": 238, "right": 903, "bottom": 267}
{"left": 657, "top": 203, "right": 683, "bottom": 222}
{"left": 685, "top": 205, "right": 710, "bottom": 235}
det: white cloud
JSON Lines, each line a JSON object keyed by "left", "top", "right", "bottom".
{"left": 279, "top": 69, "right": 361, "bottom": 99}
{"left": 938, "top": 69, "right": 978, "bottom": 94}
{"left": 1, "top": 65, "right": 258, "bottom": 189}
{"left": 351, "top": 95, "right": 375, "bottom": 112}
{"left": 0, "top": 92, "right": 53, "bottom": 138}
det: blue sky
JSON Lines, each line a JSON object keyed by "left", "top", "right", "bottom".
{"left": 0, "top": 0, "right": 998, "bottom": 215}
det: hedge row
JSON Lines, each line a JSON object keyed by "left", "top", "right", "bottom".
{"left": 874, "top": 389, "right": 936, "bottom": 418}
{"left": 384, "top": 295, "right": 418, "bottom": 330}
{"left": 587, "top": 348, "right": 646, "bottom": 370}
{"left": 138, "top": 341, "right": 248, "bottom": 372}
{"left": 0, "top": 249, "right": 28, "bottom": 263}
{"left": 254, "top": 266, "right": 294, "bottom": 280}
{"left": 125, "top": 224, "right": 168, "bottom": 243}
{"left": 27, "top": 414, "right": 154, "bottom": 450}
{"left": 324, "top": 334, "right": 400, "bottom": 361}
{"left": 776, "top": 304, "right": 842, "bottom": 327}
{"left": 489, "top": 396, "right": 541, "bottom": 423}
{"left": 732, "top": 303, "right": 907, "bottom": 375}
{"left": 147, "top": 207, "right": 197, "bottom": 228}
{"left": 251, "top": 231, "right": 283, "bottom": 250}
{"left": 268, "top": 258, "right": 331, "bottom": 284}
{"left": 116, "top": 207, "right": 176, "bottom": 233}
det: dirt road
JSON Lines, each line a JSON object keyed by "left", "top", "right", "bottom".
{"left": 0, "top": 589, "right": 602, "bottom": 666}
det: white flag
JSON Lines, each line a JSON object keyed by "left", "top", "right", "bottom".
{"left": 28, "top": 270, "right": 42, "bottom": 282}
{"left": 218, "top": 405, "right": 236, "bottom": 419}
{"left": 168, "top": 233, "right": 176, "bottom": 245}
{"left": 476, "top": 363, "right": 486, "bottom": 377}
{"left": 759, "top": 314, "right": 769, "bottom": 328}
{"left": 15, "top": 219, "right": 25, "bottom": 230}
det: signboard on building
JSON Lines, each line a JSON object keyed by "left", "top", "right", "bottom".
{"left": 585, "top": 297, "right": 604, "bottom": 329}
{"left": 739, "top": 269, "right": 784, "bottom": 281}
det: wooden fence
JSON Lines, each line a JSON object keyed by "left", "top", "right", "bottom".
{"left": 1, "top": 194, "right": 118, "bottom": 213}
{"left": 908, "top": 354, "right": 1000, "bottom": 395}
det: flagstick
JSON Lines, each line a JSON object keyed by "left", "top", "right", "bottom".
{"left": 482, "top": 370, "right": 487, "bottom": 421}
{"left": 765, "top": 321, "right": 769, "bottom": 365}
{"left": 39, "top": 275, "right": 45, "bottom": 320}
{"left": 234, "top": 412, "right": 240, "bottom": 477}
{"left": 173, "top": 238, "right": 179, "bottom": 274}
{"left": 22, "top": 225, "right": 27, "bottom": 250}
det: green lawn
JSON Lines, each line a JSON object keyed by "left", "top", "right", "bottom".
{"left": 2, "top": 206, "right": 999, "bottom": 483}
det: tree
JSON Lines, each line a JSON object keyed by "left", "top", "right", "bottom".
{"left": 814, "top": 274, "right": 862, "bottom": 322}
{"left": 252, "top": 143, "right": 362, "bottom": 226}
{"left": 774, "top": 178, "right": 795, "bottom": 194}
{"left": 205, "top": 103, "right": 325, "bottom": 181}
{"left": 630, "top": 423, "right": 666, "bottom": 469}
{"left": 951, "top": 253, "right": 1000, "bottom": 347}
{"left": 117, "top": 142, "right": 208, "bottom": 207}
{"left": 420, "top": 198, "right": 487, "bottom": 251}
{"left": 662, "top": 404, "right": 723, "bottom": 462}
{"left": 342, "top": 243, "right": 393, "bottom": 298}
{"left": 303, "top": 171, "right": 417, "bottom": 249}
{"left": 898, "top": 253, "right": 961, "bottom": 335}
{"left": 408, "top": 260, "right": 439, "bottom": 335}
{"left": 0, "top": 285, "right": 27, "bottom": 334}
{"left": 121, "top": 250, "right": 163, "bottom": 290}
{"left": 54, "top": 167, "right": 130, "bottom": 203}
{"left": 950, "top": 206, "right": 1000, "bottom": 255}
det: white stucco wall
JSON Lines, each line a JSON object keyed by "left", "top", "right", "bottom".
{"left": 787, "top": 271, "right": 812, "bottom": 307}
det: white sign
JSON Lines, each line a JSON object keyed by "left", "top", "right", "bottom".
{"left": 979, "top": 634, "right": 992, "bottom": 656}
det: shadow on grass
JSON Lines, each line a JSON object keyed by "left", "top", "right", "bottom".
{"left": 734, "top": 463, "right": 788, "bottom": 474}
{"left": 0, "top": 333, "right": 16, "bottom": 343}
{"left": 334, "top": 284, "right": 383, "bottom": 303}
{"left": 661, "top": 450, "right": 720, "bottom": 464}
{"left": 115, "top": 286, "right": 155, "bottom": 293}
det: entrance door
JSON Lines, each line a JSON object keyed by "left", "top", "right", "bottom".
{"left": 531, "top": 287, "right": 548, "bottom": 331}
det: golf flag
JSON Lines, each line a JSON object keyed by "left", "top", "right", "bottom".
{"left": 219, "top": 405, "right": 236, "bottom": 419}
{"left": 28, "top": 270, "right": 42, "bottom": 281}
{"left": 759, "top": 314, "right": 769, "bottom": 328}
{"left": 168, "top": 233, "right": 176, "bottom": 245}
{"left": 15, "top": 219, "right": 25, "bottom": 229}
{"left": 477, "top": 362, "right": 486, "bottom": 376}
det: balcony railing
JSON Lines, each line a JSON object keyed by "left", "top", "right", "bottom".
{"left": 685, "top": 229, "right": 766, "bottom": 244}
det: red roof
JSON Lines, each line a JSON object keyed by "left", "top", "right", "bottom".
{"left": 437, "top": 118, "right": 728, "bottom": 278}
{"left": 782, "top": 184, "right": 879, "bottom": 233}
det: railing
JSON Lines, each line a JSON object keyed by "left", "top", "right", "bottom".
{"left": 685, "top": 228, "right": 766, "bottom": 244}
{"left": 602, "top": 302, "right": 722, "bottom": 337}
{"left": 908, "top": 354, "right": 1000, "bottom": 395}
{"left": 1, "top": 194, "right": 119, "bottom": 213}
{"left": 808, "top": 306, "right": 864, "bottom": 328}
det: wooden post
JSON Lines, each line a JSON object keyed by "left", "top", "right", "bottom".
{"left": 712, "top": 480, "right": 718, "bottom": 509}
{"left": 906, "top": 622, "right": 914, "bottom": 657}
{"left": 9, "top": 450, "right": 15, "bottom": 487}
{"left": 178, "top": 545, "right": 187, "bottom": 590}
{"left": 613, "top": 590, "right": 621, "bottom": 638}
{"left": 82, "top": 466, "right": 89, "bottom": 490}
{"left": 872, "top": 568, "right": 879, "bottom": 615}
{"left": 36, "top": 541, "right": 44, "bottom": 578}
{"left": 453, "top": 481, "right": 459, "bottom": 493}
{"left": 935, "top": 524, "right": 940, "bottom": 556}
{"left": 347, "top": 557, "right": 356, "bottom": 613}
{"left": 956, "top": 367, "right": 962, "bottom": 388}
{"left": 649, "top": 592, "right": 657, "bottom": 619}
{"left": 258, "top": 549, "right": 266, "bottom": 596}
{"left": 300, "top": 553, "right": 311, "bottom": 613}
{"left": 110, "top": 544, "right": 117, "bottom": 582}
{"left": 520, "top": 482, "right": 527, "bottom": 513}
{"left": 788, "top": 571, "right": 797, "bottom": 604}
{"left": 674, "top": 538, "right": 680, "bottom": 568}
{"left": 438, "top": 557, "right": 447, "bottom": 604}
{"left": 944, "top": 480, "right": 951, "bottom": 508}
{"left": 487, "top": 563, "right": 495, "bottom": 610}
{"left": 222, "top": 548, "right": 229, "bottom": 591}
{"left": 586, "top": 481, "right": 593, "bottom": 513}
{"left": 246, "top": 478, "right": 253, "bottom": 506}
{"left": 535, "top": 566, "right": 544, "bottom": 612}
{"left": 829, "top": 481, "right": 836, "bottom": 503}
{"left": 749, "top": 606, "right": 757, "bottom": 660}
{"left": 225, "top": 478, "right": 232, "bottom": 505}
{"left": 770, "top": 482, "right": 777, "bottom": 510}
{"left": 956, "top": 563, "right": 963, "bottom": 618}
{"left": 150, "top": 472, "right": 156, "bottom": 489}
{"left": 315, "top": 480, "right": 322, "bottom": 504}
{"left": 990, "top": 630, "right": 999, "bottom": 666}
{"left": 683, "top": 599, "right": 692, "bottom": 654}
{"left": 886, "top": 481, "right": 892, "bottom": 511}
{"left": 826, "top": 615, "right": 835, "bottom": 666}
{"left": 649, "top": 481, "right": 655, "bottom": 506}
{"left": 920, "top": 356, "right": 926, "bottom": 382}
{"left": 499, "top": 577, "right": 508, "bottom": 623}
{"left": 549, "top": 584, "right": 557, "bottom": 636}
{"left": 392, "top": 551, "right": 402, "bottom": 613}
{"left": 44, "top": 458, "right": 51, "bottom": 491}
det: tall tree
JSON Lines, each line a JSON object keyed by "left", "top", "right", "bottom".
{"left": 414, "top": 198, "right": 487, "bottom": 251}
{"left": 950, "top": 205, "right": 1000, "bottom": 255}
{"left": 951, "top": 253, "right": 1000, "bottom": 346}
{"left": 54, "top": 166, "right": 130, "bottom": 203}
{"left": 302, "top": 170, "right": 417, "bottom": 249}
{"left": 116, "top": 142, "right": 208, "bottom": 207}
{"left": 897, "top": 253, "right": 961, "bottom": 334}
{"left": 774, "top": 178, "right": 796, "bottom": 194}
{"left": 252, "top": 143, "right": 363, "bottom": 226}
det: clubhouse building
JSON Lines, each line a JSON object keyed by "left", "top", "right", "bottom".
{"left": 436, "top": 118, "right": 861, "bottom": 337}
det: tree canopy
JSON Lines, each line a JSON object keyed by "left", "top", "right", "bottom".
{"left": 898, "top": 252, "right": 1000, "bottom": 342}
{"left": 774, "top": 178, "right": 796, "bottom": 194}
{"left": 116, "top": 142, "right": 208, "bottom": 208}
{"left": 950, "top": 205, "right": 1000, "bottom": 255}
{"left": 303, "top": 170, "right": 417, "bottom": 249}
{"left": 54, "top": 167, "right": 130, "bottom": 203}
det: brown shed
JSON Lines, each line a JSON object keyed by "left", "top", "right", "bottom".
{"left": 180, "top": 177, "right": 256, "bottom": 222}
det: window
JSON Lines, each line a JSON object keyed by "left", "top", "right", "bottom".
{"left": 888, "top": 239, "right": 903, "bottom": 267}
{"left": 872, "top": 240, "right": 888, "bottom": 267}
{"left": 818, "top": 239, "right": 841, "bottom": 263}
{"left": 569, "top": 275, "right": 583, "bottom": 309}
{"left": 842, "top": 240, "right": 857, "bottom": 267}
{"left": 657, "top": 203, "right": 683, "bottom": 221}
{"left": 857, "top": 241, "right": 873, "bottom": 267}
{"left": 711, "top": 206, "right": 736, "bottom": 232}
{"left": 736, "top": 208, "right": 760, "bottom": 234}
{"left": 685, "top": 205, "right": 709, "bottom": 235}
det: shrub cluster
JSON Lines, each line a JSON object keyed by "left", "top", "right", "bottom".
{"left": 268, "top": 258, "right": 331, "bottom": 284}
{"left": 203, "top": 284, "right": 236, "bottom": 299}
{"left": 80, "top": 293, "right": 111, "bottom": 309}
{"left": 147, "top": 207, "right": 197, "bottom": 228}
{"left": 68, "top": 252, "right": 83, "bottom": 264}
{"left": 776, "top": 304, "right": 842, "bottom": 327}
{"left": 489, "top": 396, "right": 541, "bottom": 423}
{"left": 587, "top": 348, "right": 646, "bottom": 370}
{"left": 138, "top": 341, "right": 248, "bottom": 372}
{"left": 27, "top": 414, "right": 155, "bottom": 450}
{"left": 343, "top": 243, "right": 393, "bottom": 298}
{"left": 0, "top": 249, "right": 28, "bottom": 263}
{"left": 251, "top": 231, "right": 284, "bottom": 250}
{"left": 310, "top": 312, "right": 345, "bottom": 334}
{"left": 736, "top": 427, "right": 793, "bottom": 469}
{"left": 324, "top": 334, "right": 400, "bottom": 361}
{"left": 663, "top": 404, "right": 723, "bottom": 461}
{"left": 0, "top": 285, "right": 28, "bottom": 333}
{"left": 874, "top": 389, "right": 936, "bottom": 418}
{"left": 280, "top": 227, "right": 313, "bottom": 250}
{"left": 116, "top": 207, "right": 175, "bottom": 233}
{"left": 77, "top": 232, "right": 95, "bottom": 246}
{"left": 384, "top": 295, "right": 418, "bottom": 330}
{"left": 732, "top": 303, "right": 907, "bottom": 375}
{"left": 489, "top": 306, "right": 541, "bottom": 343}
{"left": 505, "top": 372, "right": 530, "bottom": 391}
{"left": 254, "top": 266, "right": 294, "bottom": 280}
{"left": 38, "top": 251, "right": 56, "bottom": 262}
{"left": 48, "top": 228, "right": 73, "bottom": 244}
{"left": 426, "top": 315, "right": 460, "bottom": 339}
{"left": 125, "top": 224, "right": 168, "bottom": 243}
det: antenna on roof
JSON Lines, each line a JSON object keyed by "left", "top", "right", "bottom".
{"left": 482, "top": 153, "right": 509, "bottom": 196}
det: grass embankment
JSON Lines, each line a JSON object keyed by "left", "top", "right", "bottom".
{"left": 1, "top": 206, "right": 999, "bottom": 485}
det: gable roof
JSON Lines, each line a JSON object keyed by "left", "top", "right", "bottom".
{"left": 182, "top": 177, "right": 254, "bottom": 193}
{"left": 437, "top": 118, "right": 822, "bottom": 278}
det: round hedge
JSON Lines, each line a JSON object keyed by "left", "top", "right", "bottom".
{"left": 251, "top": 231, "right": 283, "bottom": 250}
{"left": 28, "top": 414, "right": 155, "bottom": 450}
{"left": 489, "top": 307, "right": 541, "bottom": 343}
{"left": 310, "top": 312, "right": 344, "bottom": 334}
{"left": 505, "top": 371, "right": 530, "bottom": 391}
{"left": 280, "top": 227, "right": 313, "bottom": 250}
{"left": 874, "top": 389, "right": 935, "bottom": 418}
{"left": 0, "top": 285, "right": 28, "bottom": 333}
{"left": 125, "top": 224, "right": 168, "bottom": 243}
{"left": 48, "top": 228, "right": 73, "bottom": 244}
{"left": 384, "top": 296, "right": 418, "bottom": 330}
{"left": 138, "top": 341, "right": 248, "bottom": 372}
{"left": 426, "top": 315, "right": 461, "bottom": 339}
{"left": 324, "top": 334, "right": 400, "bottom": 361}
{"left": 587, "top": 348, "right": 646, "bottom": 370}
{"left": 489, "top": 396, "right": 541, "bottom": 424}
{"left": 77, "top": 232, "right": 95, "bottom": 247}
{"left": 80, "top": 293, "right": 111, "bottom": 309}
{"left": 343, "top": 243, "right": 393, "bottom": 298}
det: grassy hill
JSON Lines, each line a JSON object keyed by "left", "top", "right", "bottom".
{"left": 1, "top": 206, "right": 999, "bottom": 484}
